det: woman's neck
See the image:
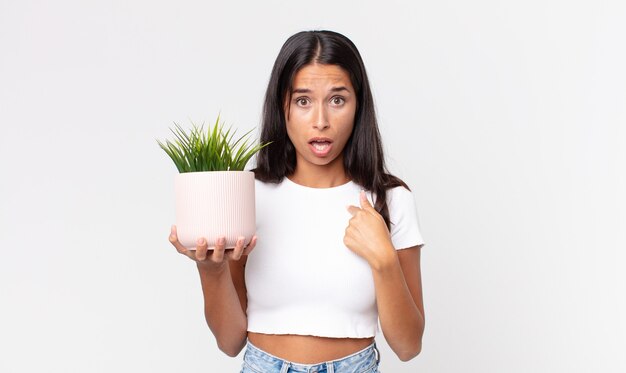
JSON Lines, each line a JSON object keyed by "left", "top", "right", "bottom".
{"left": 288, "top": 163, "right": 350, "bottom": 189}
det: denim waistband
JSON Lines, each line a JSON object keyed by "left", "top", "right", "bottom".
{"left": 242, "top": 340, "right": 380, "bottom": 373}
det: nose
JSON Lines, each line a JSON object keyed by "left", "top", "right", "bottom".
{"left": 312, "top": 103, "right": 329, "bottom": 130}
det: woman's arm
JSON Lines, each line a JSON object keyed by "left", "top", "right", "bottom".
{"left": 344, "top": 192, "right": 425, "bottom": 361}
{"left": 169, "top": 226, "right": 255, "bottom": 357}
{"left": 197, "top": 260, "right": 248, "bottom": 357}
{"left": 371, "top": 245, "right": 424, "bottom": 361}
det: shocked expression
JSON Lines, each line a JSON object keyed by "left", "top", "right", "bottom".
{"left": 285, "top": 63, "right": 357, "bottom": 172}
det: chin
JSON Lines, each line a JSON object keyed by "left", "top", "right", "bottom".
{"left": 308, "top": 156, "right": 341, "bottom": 168}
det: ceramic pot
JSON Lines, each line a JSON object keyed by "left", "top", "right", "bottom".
{"left": 175, "top": 171, "right": 255, "bottom": 250}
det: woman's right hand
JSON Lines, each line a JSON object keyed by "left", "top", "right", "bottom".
{"left": 168, "top": 225, "right": 257, "bottom": 271}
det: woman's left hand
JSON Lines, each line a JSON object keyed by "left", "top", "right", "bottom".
{"left": 344, "top": 190, "right": 396, "bottom": 269}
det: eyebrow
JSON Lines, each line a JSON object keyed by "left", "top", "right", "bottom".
{"left": 291, "top": 86, "right": 351, "bottom": 94}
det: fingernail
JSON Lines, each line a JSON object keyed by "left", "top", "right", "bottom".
{"left": 197, "top": 238, "right": 204, "bottom": 245}
{"left": 218, "top": 237, "right": 225, "bottom": 244}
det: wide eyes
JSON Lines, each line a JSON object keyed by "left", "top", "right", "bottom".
{"left": 294, "top": 96, "right": 346, "bottom": 107}
{"left": 296, "top": 97, "right": 309, "bottom": 106}
{"left": 331, "top": 96, "right": 345, "bottom": 106}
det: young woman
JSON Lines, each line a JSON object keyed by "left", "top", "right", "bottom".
{"left": 169, "top": 30, "right": 425, "bottom": 373}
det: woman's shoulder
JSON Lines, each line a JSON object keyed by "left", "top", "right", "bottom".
{"left": 378, "top": 186, "right": 415, "bottom": 222}
{"left": 384, "top": 183, "right": 425, "bottom": 248}
{"left": 366, "top": 182, "right": 415, "bottom": 207}
{"left": 254, "top": 177, "right": 284, "bottom": 194}
{"left": 387, "top": 184, "right": 415, "bottom": 202}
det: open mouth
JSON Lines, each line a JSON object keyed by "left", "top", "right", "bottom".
{"left": 308, "top": 138, "right": 333, "bottom": 156}
{"left": 310, "top": 140, "right": 331, "bottom": 151}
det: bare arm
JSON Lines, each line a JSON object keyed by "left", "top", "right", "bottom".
{"left": 345, "top": 192, "right": 425, "bottom": 361}
{"left": 169, "top": 226, "right": 255, "bottom": 357}
{"left": 196, "top": 261, "right": 248, "bottom": 357}
{"left": 372, "top": 245, "right": 424, "bottom": 361}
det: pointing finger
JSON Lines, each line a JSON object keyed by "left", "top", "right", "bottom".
{"left": 359, "top": 190, "right": 374, "bottom": 210}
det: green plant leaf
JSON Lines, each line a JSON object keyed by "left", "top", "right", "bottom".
{"left": 157, "top": 114, "right": 270, "bottom": 173}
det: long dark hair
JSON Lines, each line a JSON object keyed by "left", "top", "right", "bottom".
{"left": 253, "top": 30, "right": 408, "bottom": 229}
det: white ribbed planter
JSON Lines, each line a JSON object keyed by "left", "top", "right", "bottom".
{"left": 175, "top": 171, "right": 255, "bottom": 250}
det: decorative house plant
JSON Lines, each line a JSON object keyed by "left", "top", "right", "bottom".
{"left": 157, "top": 115, "right": 270, "bottom": 250}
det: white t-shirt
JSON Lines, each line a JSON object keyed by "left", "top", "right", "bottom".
{"left": 245, "top": 177, "right": 425, "bottom": 338}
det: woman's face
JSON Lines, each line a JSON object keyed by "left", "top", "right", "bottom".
{"left": 284, "top": 63, "right": 357, "bottom": 176}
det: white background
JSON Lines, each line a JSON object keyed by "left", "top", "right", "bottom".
{"left": 1, "top": 1, "right": 625, "bottom": 372}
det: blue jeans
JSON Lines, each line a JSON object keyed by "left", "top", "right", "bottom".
{"left": 240, "top": 340, "right": 381, "bottom": 373}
